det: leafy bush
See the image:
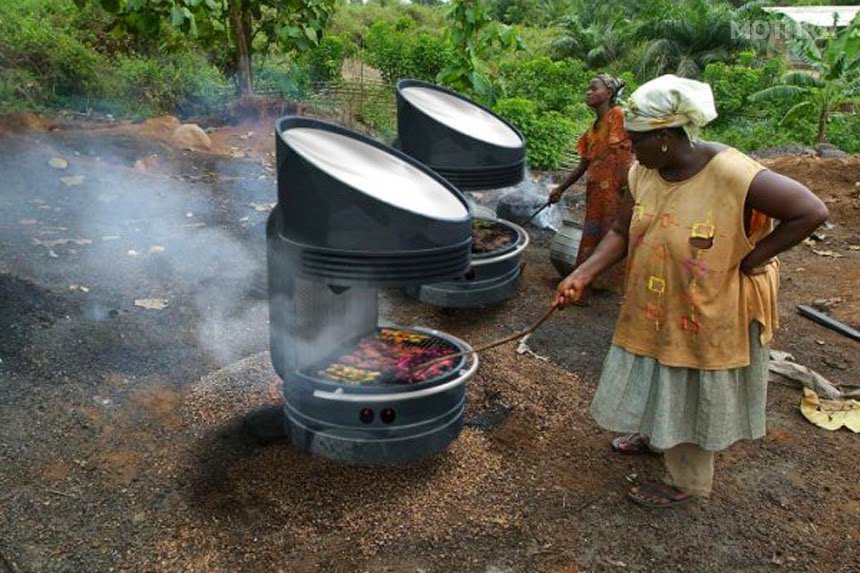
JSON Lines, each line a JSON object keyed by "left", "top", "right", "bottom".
{"left": 500, "top": 57, "right": 591, "bottom": 112}
{"left": 330, "top": 3, "right": 446, "bottom": 47}
{"left": 0, "top": 0, "right": 105, "bottom": 110}
{"left": 101, "top": 52, "right": 226, "bottom": 118}
{"left": 489, "top": 0, "right": 543, "bottom": 25}
{"left": 254, "top": 57, "right": 313, "bottom": 99}
{"left": 364, "top": 22, "right": 455, "bottom": 83}
{"left": 703, "top": 59, "right": 786, "bottom": 122}
{"left": 301, "top": 34, "right": 350, "bottom": 83}
{"left": 704, "top": 117, "right": 816, "bottom": 153}
{"left": 828, "top": 113, "right": 860, "bottom": 153}
{"left": 494, "top": 97, "right": 578, "bottom": 169}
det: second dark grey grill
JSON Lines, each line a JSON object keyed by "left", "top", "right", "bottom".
{"left": 396, "top": 80, "right": 526, "bottom": 190}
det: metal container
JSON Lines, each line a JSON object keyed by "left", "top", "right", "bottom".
{"left": 549, "top": 216, "right": 583, "bottom": 277}
{"left": 406, "top": 218, "right": 529, "bottom": 308}
{"left": 396, "top": 79, "right": 526, "bottom": 190}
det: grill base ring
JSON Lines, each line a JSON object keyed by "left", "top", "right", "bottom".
{"left": 283, "top": 395, "right": 465, "bottom": 465}
{"left": 405, "top": 264, "right": 522, "bottom": 308}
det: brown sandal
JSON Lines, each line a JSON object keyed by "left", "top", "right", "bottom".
{"left": 611, "top": 433, "right": 652, "bottom": 454}
{"left": 628, "top": 480, "right": 695, "bottom": 509}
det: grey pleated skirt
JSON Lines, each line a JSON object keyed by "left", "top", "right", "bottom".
{"left": 590, "top": 323, "right": 768, "bottom": 452}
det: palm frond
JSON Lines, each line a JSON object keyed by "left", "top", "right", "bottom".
{"left": 749, "top": 85, "right": 808, "bottom": 102}
{"left": 676, "top": 56, "right": 700, "bottom": 79}
{"left": 782, "top": 71, "right": 824, "bottom": 88}
{"left": 780, "top": 100, "right": 815, "bottom": 125}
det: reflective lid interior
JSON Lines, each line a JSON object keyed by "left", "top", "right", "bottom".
{"left": 400, "top": 86, "right": 522, "bottom": 148}
{"left": 282, "top": 127, "right": 469, "bottom": 221}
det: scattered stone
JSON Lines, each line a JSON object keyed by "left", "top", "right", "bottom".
{"left": 815, "top": 143, "right": 847, "bottom": 158}
{"left": 170, "top": 124, "right": 212, "bottom": 151}
{"left": 49, "top": 157, "right": 68, "bottom": 169}
{"left": 59, "top": 175, "right": 84, "bottom": 186}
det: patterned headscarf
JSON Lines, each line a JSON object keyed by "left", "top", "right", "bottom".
{"left": 623, "top": 75, "right": 718, "bottom": 142}
{"left": 594, "top": 73, "right": 626, "bottom": 106}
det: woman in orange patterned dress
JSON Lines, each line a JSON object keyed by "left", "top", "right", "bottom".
{"left": 549, "top": 74, "right": 633, "bottom": 303}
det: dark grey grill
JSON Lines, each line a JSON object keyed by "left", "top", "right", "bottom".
{"left": 396, "top": 79, "right": 526, "bottom": 190}
{"left": 267, "top": 116, "right": 479, "bottom": 465}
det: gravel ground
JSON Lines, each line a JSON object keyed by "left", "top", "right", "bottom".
{"left": 0, "top": 119, "right": 857, "bottom": 573}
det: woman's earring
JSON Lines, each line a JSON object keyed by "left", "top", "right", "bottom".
{"left": 661, "top": 143, "right": 668, "bottom": 153}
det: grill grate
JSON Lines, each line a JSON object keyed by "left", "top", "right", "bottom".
{"left": 305, "top": 328, "right": 460, "bottom": 385}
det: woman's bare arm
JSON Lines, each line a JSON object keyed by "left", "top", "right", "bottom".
{"left": 550, "top": 159, "right": 589, "bottom": 203}
{"left": 742, "top": 170, "right": 829, "bottom": 273}
{"left": 555, "top": 181, "right": 634, "bottom": 308}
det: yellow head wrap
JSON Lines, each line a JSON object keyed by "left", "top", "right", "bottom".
{"left": 623, "top": 75, "right": 718, "bottom": 142}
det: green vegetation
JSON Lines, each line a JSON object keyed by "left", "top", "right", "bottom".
{"left": 751, "top": 17, "right": 859, "bottom": 143}
{"left": 1, "top": 0, "right": 857, "bottom": 165}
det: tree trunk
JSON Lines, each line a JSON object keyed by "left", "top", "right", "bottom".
{"left": 817, "top": 105, "right": 827, "bottom": 143}
{"left": 228, "top": 0, "right": 253, "bottom": 96}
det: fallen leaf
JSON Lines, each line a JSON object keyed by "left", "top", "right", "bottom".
{"left": 134, "top": 298, "right": 169, "bottom": 310}
{"left": 49, "top": 157, "right": 68, "bottom": 169}
{"left": 249, "top": 202, "right": 275, "bottom": 212}
{"left": 605, "top": 557, "right": 627, "bottom": 568}
{"left": 813, "top": 297, "right": 844, "bottom": 309}
{"left": 59, "top": 175, "right": 84, "bottom": 186}
{"left": 800, "top": 388, "right": 860, "bottom": 432}
{"left": 48, "top": 250, "right": 58, "bottom": 258}
{"left": 811, "top": 249, "right": 844, "bottom": 258}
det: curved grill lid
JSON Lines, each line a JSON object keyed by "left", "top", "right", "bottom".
{"left": 396, "top": 79, "right": 526, "bottom": 190}
{"left": 274, "top": 116, "right": 472, "bottom": 286}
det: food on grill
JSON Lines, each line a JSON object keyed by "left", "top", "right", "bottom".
{"left": 379, "top": 328, "right": 430, "bottom": 345}
{"left": 321, "top": 364, "right": 381, "bottom": 383}
{"left": 315, "top": 328, "right": 458, "bottom": 385}
{"left": 472, "top": 219, "right": 514, "bottom": 254}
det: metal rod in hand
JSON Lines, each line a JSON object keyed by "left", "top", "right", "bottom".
{"left": 407, "top": 304, "right": 560, "bottom": 375}
{"left": 522, "top": 201, "right": 551, "bottom": 226}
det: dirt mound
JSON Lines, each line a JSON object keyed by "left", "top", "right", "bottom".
{"left": 762, "top": 155, "right": 860, "bottom": 227}
{"left": 0, "top": 112, "right": 50, "bottom": 136}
